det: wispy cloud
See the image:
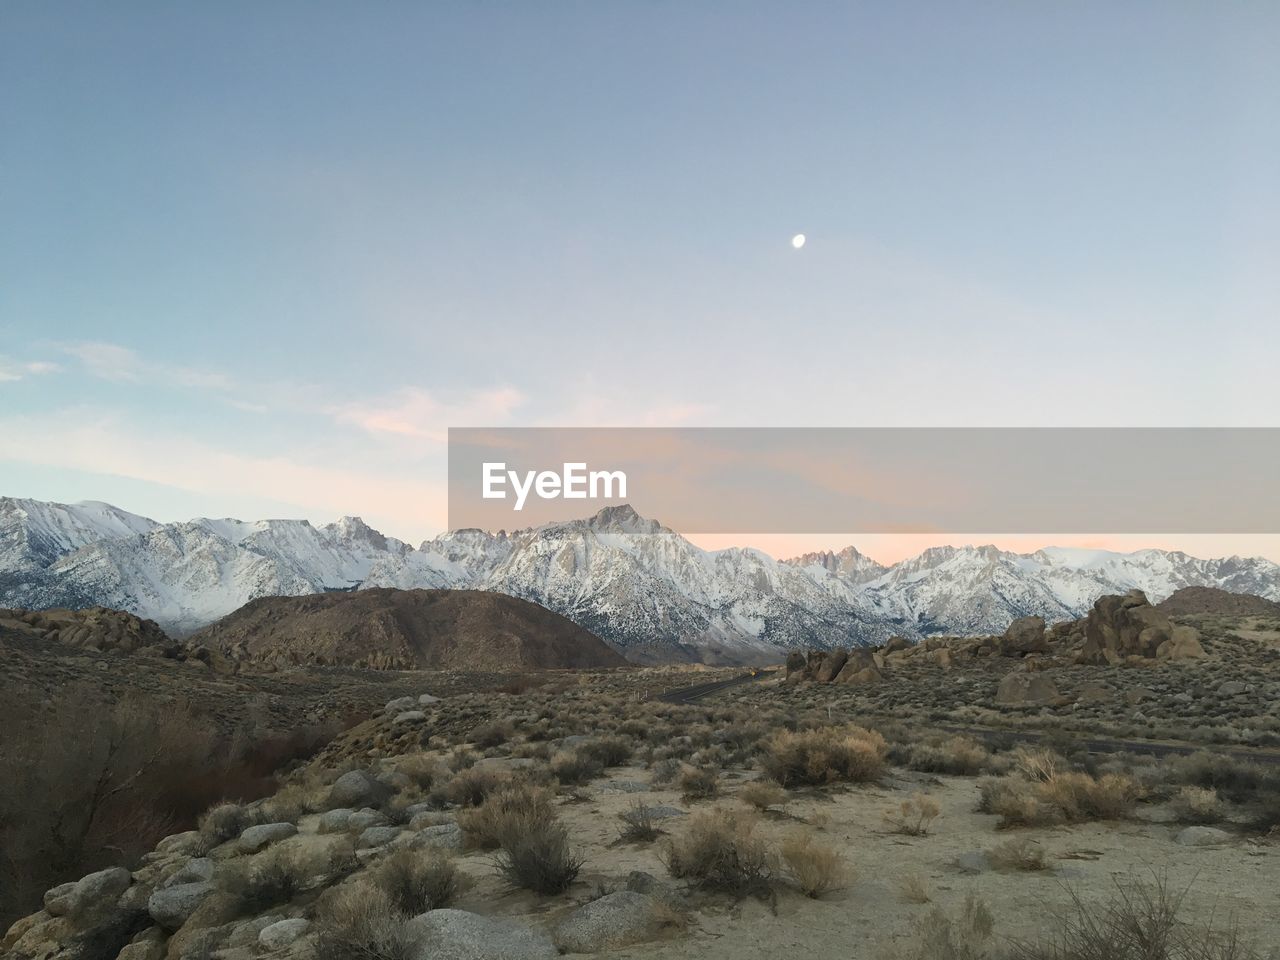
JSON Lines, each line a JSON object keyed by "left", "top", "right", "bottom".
{"left": 0, "top": 355, "right": 61, "bottom": 382}
{"left": 329, "top": 386, "right": 526, "bottom": 442}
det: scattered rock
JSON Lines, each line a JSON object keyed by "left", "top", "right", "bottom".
{"left": 406, "top": 909, "right": 558, "bottom": 960}
{"left": 384, "top": 695, "right": 418, "bottom": 714}
{"left": 555, "top": 891, "right": 661, "bottom": 953}
{"left": 238, "top": 822, "right": 297, "bottom": 854}
{"left": 394, "top": 710, "right": 427, "bottom": 724}
{"left": 258, "top": 918, "right": 311, "bottom": 951}
{"left": 995, "top": 670, "right": 1060, "bottom": 705}
{"left": 148, "top": 881, "right": 216, "bottom": 930}
{"left": 1176, "top": 826, "right": 1232, "bottom": 846}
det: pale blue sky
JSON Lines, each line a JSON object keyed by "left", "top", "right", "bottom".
{"left": 2, "top": 2, "right": 1277, "bottom": 556}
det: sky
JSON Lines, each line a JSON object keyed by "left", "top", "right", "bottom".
{"left": 2, "top": 2, "right": 1278, "bottom": 563}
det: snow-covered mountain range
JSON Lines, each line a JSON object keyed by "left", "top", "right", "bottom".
{"left": 4, "top": 496, "right": 1279, "bottom": 661}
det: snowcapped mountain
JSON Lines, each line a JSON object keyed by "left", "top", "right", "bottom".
{"left": 3, "top": 496, "right": 1278, "bottom": 660}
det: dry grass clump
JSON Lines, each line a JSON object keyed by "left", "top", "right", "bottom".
{"left": 470, "top": 720, "right": 514, "bottom": 749}
{"left": 1169, "top": 751, "right": 1267, "bottom": 803}
{"left": 219, "top": 847, "right": 307, "bottom": 915}
{"left": 738, "top": 779, "right": 788, "bottom": 811}
{"left": 579, "top": 735, "right": 633, "bottom": 768}
{"left": 618, "top": 801, "right": 663, "bottom": 843}
{"left": 443, "top": 766, "right": 511, "bottom": 807}
{"left": 905, "top": 736, "right": 992, "bottom": 777}
{"left": 495, "top": 820, "right": 583, "bottom": 895}
{"left": 678, "top": 765, "right": 720, "bottom": 801}
{"left": 978, "top": 771, "right": 1143, "bottom": 828}
{"left": 456, "top": 783, "right": 555, "bottom": 850}
{"left": 901, "top": 893, "right": 996, "bottom": 960}
{"left": 373, "top": 848, "right": 468, "bottom": 915}
{"left": 550, "top": 750, "right": 603, "bottom": 786}
{"left": 1007, "top": 875, "right": 1264, "bottom": 960}
{"left": 1171, "top": 786, "right": 1223, "bottom": 824}
{"left": 885, "top": 793, "right": 942, "bottom": 836}
{"left": 898, "top": 873, "right": 933, "bottom": 904}
{"left": 396, "top": 756, "right": 439, "bottom": 792}
{"left": 198, "top": 801, "right": 264, "bottom": 847}
{"left": 660, "top": 808, "right": 775, "bottom": 899}
{"left": 760, "top": 726, "right": 887, "bottom": 787}
{"left": 649, "top": 758, "right": 682, "bottom": 785}
{"left": 988, "top": 837, "right": 1048, "bottom": 872}
{"left": 779, "top": 831, "right": 850, "bottom": 898}
{"left": 314, "top": 884, "right": 418, "bottom": 960}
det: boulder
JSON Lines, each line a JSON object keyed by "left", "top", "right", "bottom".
{"left": 347, "top": 808, "right": 390, "bottom": 831}
{"left": 148, "top": 881, "right": 215, "bottom": 930}
{"left": 408, "top": 823, "right": 464, "bottom": 852}
{"left": 418, "top": 694, "right": 442, "bottom": 706}
{"left": 1001, "top": 616, "right": 1048, "bottom": 655}
{"left": 163, "top": 859, "right": 215, "bottom": 888}
{"left": 42, "top": 882, "right": 76, "bottom": 917}
{"left": 1175, "top": 826, "right": 1232, "bottom": 847}
{"left": 238, "top": 822, "right": 297, "bottom": 854}
{"left": 554, "top": 891, "right": 661, "bottom": 953}
{"left": 384, "top": 695, "right": 418, "bottom": 714}
{"left": 784, "top": 651, "right": 807, "bottom": 676}
{"left": 884, "top": 636, "right": 912, "bottom": 653}
{"left": 329, "top": 769, "right": 391, "bottom": 809}
{"left": 1079, "top": 590, "right": 1177, "bottom": 664}
{"left": 814, "top": 648, "right": 848, "bottom": 683}
{"left": 46, "top": 866, "right": 133, "bottom": 921}
{"left": 258, "top": 918, "right": 311, "bottom": 951}
{"left": 358, "top": 826, "right": 403, "bottom": 849}
{"left": 394, "top": 710, "right": 427, "bottom": 725}
{"left": 995, "top": 670, "right": 1060, "bottom": 706}
{"left": 317, "top": 808, "right": 354, "bottom": 833}
{"left": 837, "top": 665, "right": 882, "bottom": 686}
{"left": 407, "top": 909, "right": 558, "bottom": 960}
{"left": 1156, "top": 625, "right": 1205, "bottom": 661}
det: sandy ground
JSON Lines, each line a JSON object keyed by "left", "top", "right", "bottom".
{"left": 433, "top": 764, "right": 1280, "bottom": 958}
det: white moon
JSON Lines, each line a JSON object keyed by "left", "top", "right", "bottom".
{"left": 791, "top": 233, "right": 806, "bottom": 249}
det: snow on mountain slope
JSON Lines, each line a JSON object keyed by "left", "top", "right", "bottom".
{"left": 2, "top": 497, "right": 1278, "bottom": 658}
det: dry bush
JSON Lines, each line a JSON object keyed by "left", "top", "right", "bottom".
{"left": 738, "top": 780, "right": 788, "bottom": 811}
{"left": 678, "top": 765, "right": 720, "bottom": 801}
{"left": 374, "top": 848, "right": 468, "bottom": 915}
{"left": 779, "top": 831, "right": 850, "bottom": 898}
{"left": 649, "top": 758, "right": 682, "bottom": 785}
{"left": 906, "top": 737, "right": 991, "bottom": 777}
{"left": 396, "top": 756, "right": 438, "bottom": 792}
{"left": 443, "top": 766, "right": 512, "bottom": 807}
{"left": 760, "top": 726, "right": 887, "bottom": 787}
{"left": 898, "top": 873, "right": 933, "bottom": 904}
{"left": 456, "top": 783, "right": 555, "bottom": 850}
{"left": 1007, "top": 874, "right": 1263, "bottom": 960}
{"left": 978, "top": 772, "right": 1142, "bottom": 828}
{"left": 988, "top": 837, "right": 1048, "bottom": 872}
{"left": 1013, "top": 747, "right": 1069, "bottom": 783}
{"left": 198, "top": 802, "right": 263, "bottom": 847}
{"left": 660, "top": 808, "right": 775, "bottom": 899}
{"left": 579, "top": 736, "right": 633, "bottom": 768}
{"left": 1169, "top": 752, "right": 1267, "bottom": 803}
{"left": 1171, "top": 786, "right": 1223, "bottom": 824}
{"left": 470, "top": 720, "right": 514, "bottom": 750}
{"left": 495, "top": 820, "right": 583, "bottom": 894}
{"left": 219, "top": 847, "right": 306, "bottom": 915}
{"left": 314, "top": 884, "right": 418, "bottom": 960}
{"left": 885, "top": 793, "right": 941, "bottom": 836}
{"left": 901, "top": 893, "right": 996, "bottom": 960}
{"left": 618, "top": 801, "right": 663, "bottom": 843}
{"left": 550, "top": 750, "right": 603, "bottom": 786}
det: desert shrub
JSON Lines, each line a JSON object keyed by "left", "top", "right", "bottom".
{"left": 199, "top": 802, "right": 262, "bottom": 847}
{"left": 898, "top": 873, "right": 932, "bottom": 904}
{"left": 495, "top": 821, "right": 583, "bottom": 894}
{"left": 314, "top": 884, "right": 418, "bottom": 960}
{"left": 1171, "top": 786, "right": 1223, "bottom": 824}
{"left": 978, "top": 772, "right": 1142, "bottom": 828}
{"left": 649, "top": 758, "right": 682, "bottom": 785}
{"left": 579, "top": 736, "right": 633, "bottom": 768}
{"left": 660, "top": 809, "right": 775, "bottom": 899}
{"left": 760, "top": 726, "right": 887, "bottom": 787}
{"left": 456, "top": 784, "right": 555, "bottom": 850}
{"left": 988, "top": 837, "right": 1048, "bottom": 872}
{"left": 443, "top": 766, "right": 511, "bottom": 807}
{"left": 885, "top": 793, "right": 942, "bottom": 836}
{"left": 1170, "top": 752, "right": 1268, "bottom": 803}
{"left": 738, "top": 780, "right": 788, "bottom": 811}
{"left": 550, "top": 750, "right": 603, "bottom": 786}
{"left": 374, "top": 848, "right": 467, "bottom": 915}
{"left": 1007, "top": 874, "right": 1263, "bottom": 960}
{"left": 902, "top": 893, "right": 997, "bottom": 960}
{"left": 678, "top": 765, "right": 719, "bottom": 801}
{"left": 906, "top": 737, "right": 991, "bottom": 777}
{"left": 220, "top": 848, "right": 306, "bottom": 914}
{"left": 1013, "top": 747, "right": 1069, "bottom": 783}
{"left": 396, "top": 756, "right": 438, "bottom": 791}
{"left": 618, "top": 801, "right": 663, "bottom": 843}
{"left": 470, "top": 720, "right": 514, "bottom": 750}
{"left": 779, "top": 831, "right": 849, "bottom": 898}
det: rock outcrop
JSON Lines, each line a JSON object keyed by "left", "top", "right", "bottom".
{"left": 1078, "top": 590, "right": 1204, "bottom": 665}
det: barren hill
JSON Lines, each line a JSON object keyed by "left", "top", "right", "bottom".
{"left": 190, "top": 588, "right": 628, "bottom": 671}
{"left": 1155, "top": 585, "right": 1280, "bottom": 618}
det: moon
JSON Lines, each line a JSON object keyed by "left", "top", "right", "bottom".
{"left": 791, "top": 233, "right": 806, "bottom": 249}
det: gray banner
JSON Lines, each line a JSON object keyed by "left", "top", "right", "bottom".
{"left": 447, "top": 428, "right": 1280, "bottom": 533}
